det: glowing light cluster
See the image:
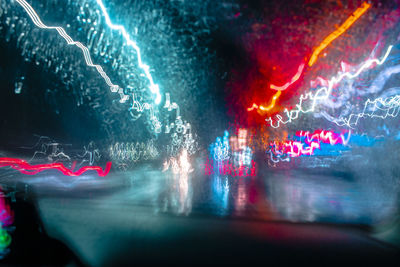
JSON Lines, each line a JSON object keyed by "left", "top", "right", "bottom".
{"left": 204, "top": 159, "right": 257, "bottom": 177}
{"left": 208, "top": 129, "right": 254, "bottom": 176}
{"left": 210, "top": 130, "right": 230, "bottom": 161}
{"left": 0, "top": 227, "right": 11, "bottom": 256}
{"left": 230, "top": 129, "right": 253, "bottom": 166}
{"left": 0, "top": 157, "right": 111, "bottom": 177}
{"left": 96, "top": 0, "right": 162, "bottom": 104}
{"left": 232, "top": 146, "right": 253, "bottom": 166}
{"left": 0, "top": 191, "right": 13, "bottom": 258}
{"left": 210, "top": 129, "right": 253, "bottom": 165}
{"left": 0, "top": 193, "right": 13, "bottom": 228}
{"left": 266, "top": 45, "right": 393, "bottom": 128}
{"left": 163, "top": 149, "right": 193, "bottom": 175}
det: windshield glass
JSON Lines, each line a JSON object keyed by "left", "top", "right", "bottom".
{"left": 0, "top": 0, "right": 399, "bottom": 237}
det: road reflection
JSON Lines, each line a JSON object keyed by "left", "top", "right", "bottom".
{"left": 264, "top": 169, "right": 398, "bottom": 224}
{"left": 161, "top": 149, "right": 193, "bottom": 215}
{"left": 0, "top": 154, "right": 398, "bottom": 226}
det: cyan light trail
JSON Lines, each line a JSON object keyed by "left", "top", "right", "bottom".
{"left": 96, "top": 0, "right": 162, "bottom": 105}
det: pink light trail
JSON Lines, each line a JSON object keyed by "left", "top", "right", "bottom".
{"left": 0, "top": 157, "right": 111, "bottom": 177}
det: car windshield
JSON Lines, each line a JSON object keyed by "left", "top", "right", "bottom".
{"left": 0, "top": 0, "right": 399, "bottom": 263}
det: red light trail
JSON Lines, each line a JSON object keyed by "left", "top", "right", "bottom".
{"left": 0, "top": 157, "right": 112, "bottom": 177}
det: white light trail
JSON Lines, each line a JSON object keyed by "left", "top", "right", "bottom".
{"left": 266, "top": 45, "right": 393, "bottom": 128}
{"left": 15, "top": 0, "right": 129, "bottom": 103}
{"left": 333, "top": 95, "right": 400, "bottom": 127}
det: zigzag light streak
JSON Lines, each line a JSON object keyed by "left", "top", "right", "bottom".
{"left": 316, "top": 63, "right": 400, "bottom": 110}
{"left": 15, "top": 0, "right": 129, "bottom": 103}
{"left": 96, "top": 0, "right": 162, "bottom": 105}
{"left": 268, "top": 150, "right": 290, "bottom": 163}
{"left": 333, "top": 95, "right": 400, "bottom": 127}
{"left": 266, "top": 45, "right": 393, "bottom": 128}
{"left": 270, "top": 140, "right": 321, "bottom": 158}
{"left": 0, "top": 157, "right": 112, "bottom": 177}
{"left": 268, "top": 129, "right": 351, "bottom": 163}
{"left": 296, "top": 129, "right": 351, "bottom": 145}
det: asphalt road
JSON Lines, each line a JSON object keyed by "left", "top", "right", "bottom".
{"left": 1, "top": 157, "right": 399, "bottom": 265}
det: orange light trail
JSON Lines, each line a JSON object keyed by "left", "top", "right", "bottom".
{"left": 247, "top": 91, "right": 281, "bottom": 112}
{"left": 308, "top": 2, "right": 371, "bottom": 67}
{"left": 248, "top": 2, "right": 371, "bottom": 114}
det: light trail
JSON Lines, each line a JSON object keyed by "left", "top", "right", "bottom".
{"left": 12, "top": 0, "right": 194, "bottom": 154}
{"left": 96, "top": 0, "right": 162, "bottom": 105}
{"left": 333, "top": 95, "right": 400, "bottom": 127}
{"left": 270, "top": 63, "right": 306, "bottom": 91}
{"left": 247, "top": 91, "right": 281, "bottom": 112}
{"left": 95, "top": 0, "right": 197, "bottom": 146}
{"left": 308, "top": 2, "right": 371, "bottom": 67}
{"left": 15, "top": 0, "right": 163, "bottom": 131}
{"left": 248, "top": 2, "right": 370, "bottom": 113}
{"left": 268, "top": 129, "right": 351, "bottom": 161}
{"left": 296, "top": 129, "right": 351, "bottom": 145}
{"left": 15, "top": 0, "right": 129, "bottom": 103}
{"left": 0, "top": 157, "right": 112, "bottom": 177}
{"left": 268, "top": 149, "right": 290, "bottom": 164}
{"left": 270, "top": 140, "right": 321, "bottom": 158}
{"left": 266, "top": 45, "right": 393, "bottom": 128}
